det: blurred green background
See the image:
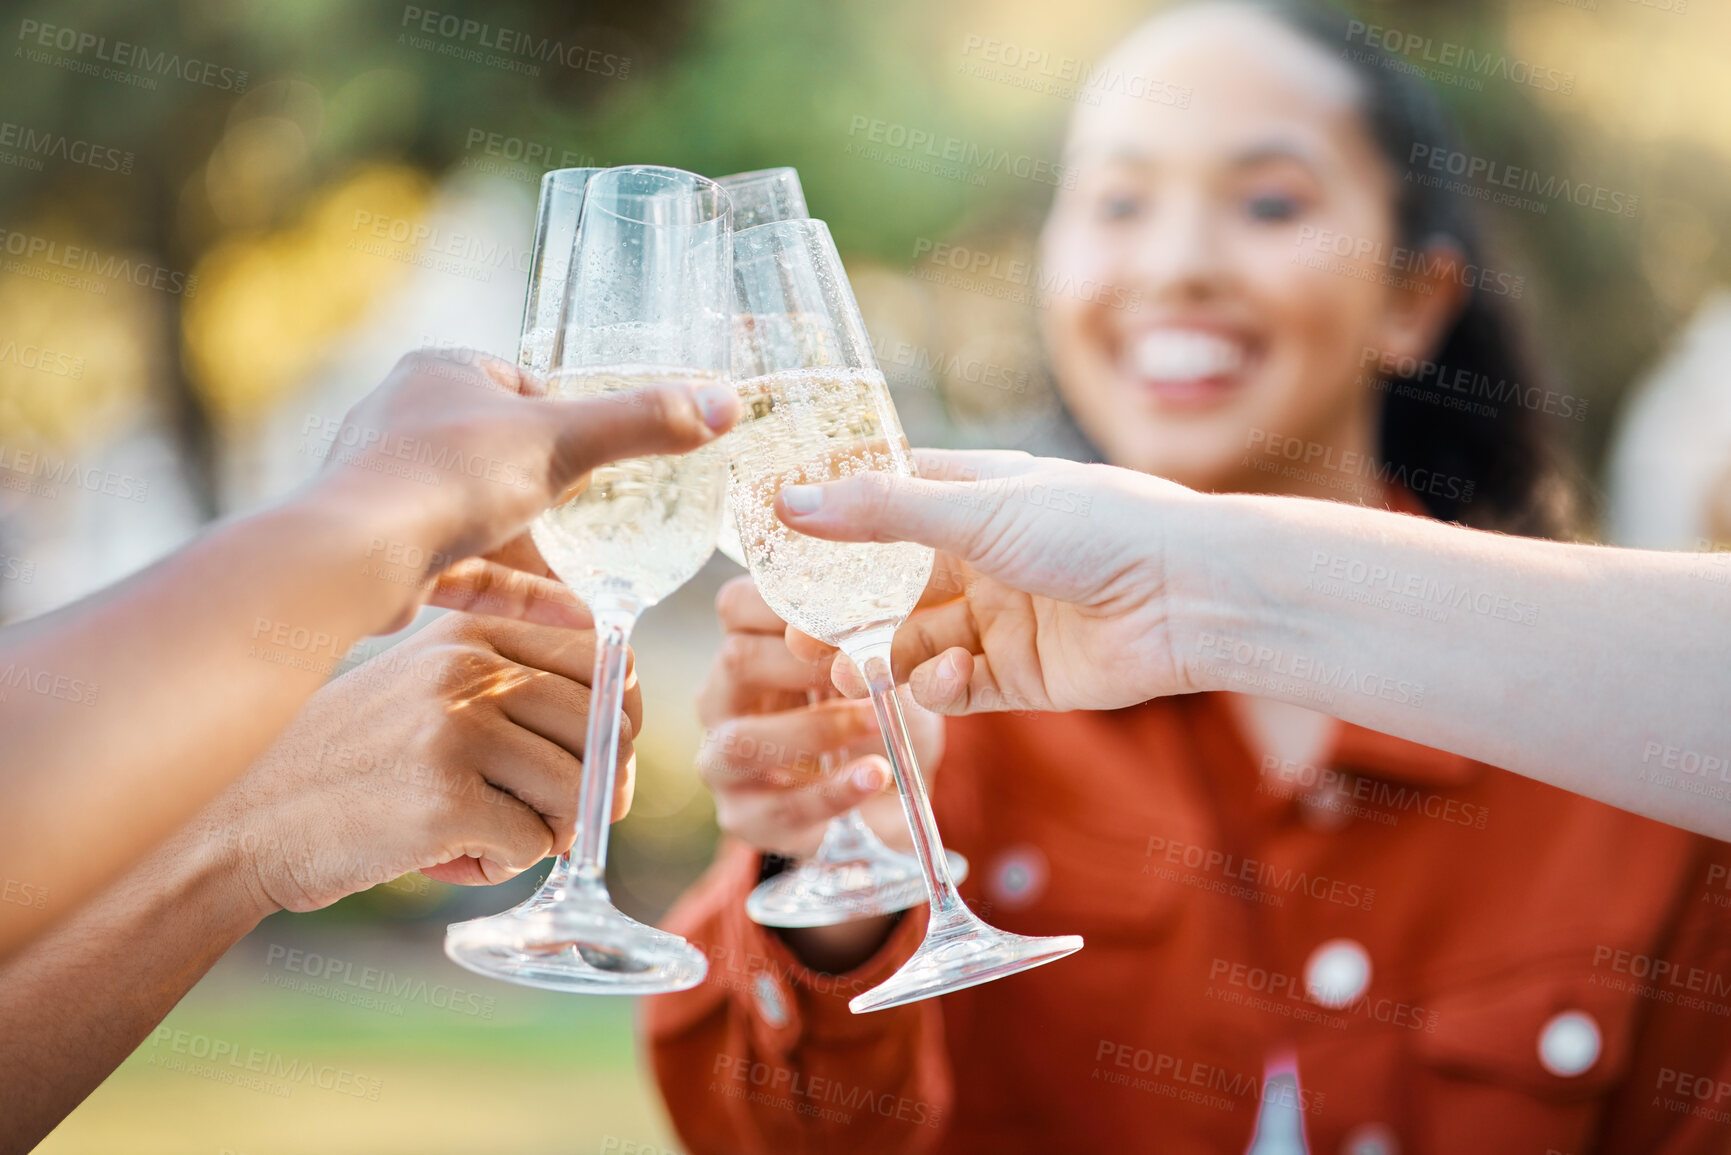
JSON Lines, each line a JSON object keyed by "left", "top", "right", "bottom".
{"left": 4, "top": 0, "right": 1728, "bottom": 1150}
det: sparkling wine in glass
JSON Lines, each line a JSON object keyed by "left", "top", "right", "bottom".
{"left": 712, "top": 166, "right": 811, "bottom": 567}
{"left": 730, "top": 220, "right": 1081, "bottom": 1008}
{"left": 444, "top": 165, "right": 732, "bottom": 994}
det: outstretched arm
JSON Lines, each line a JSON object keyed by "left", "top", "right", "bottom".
{"left": 0, "top": 610, "right": 637, "bottom": 1151}
{"left": 776, "top": 449, "right": 1731, "bottom": 839}
{"left": 0, "top": 349, "right": 735, "bottom": 957}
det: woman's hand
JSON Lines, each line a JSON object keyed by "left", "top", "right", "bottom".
{"left": 776, "top": 449, "right": 1198, "bottom": 716}
{"left": 696, "top": 576, "right": 944, "bottom": 859}
{"left": 203, "top": 612, "right": 640, "bottom": 913}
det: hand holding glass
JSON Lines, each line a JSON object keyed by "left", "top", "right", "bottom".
{"left": 445, "top": 166, "right": 731, "bottom": 994}
{"left": 729, "top": 219, "right": 1082, "bottom": 1010}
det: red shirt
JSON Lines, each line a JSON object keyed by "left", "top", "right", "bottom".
{"left": 647, "top": 693, "right": 1731, "bottom": 1153}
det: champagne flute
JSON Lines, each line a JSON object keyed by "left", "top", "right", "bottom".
{"left": 730, "top": 215, "right": 970, "bottom": 930}
{"left": 710, "top": 167, "right": 964, "bottom": 928}
{"left": 713, "top": 167, "right": 811, "bottom": 567}
{"left": 447, "top": 167, "right": 605, "bottom": 934}
{"left": 729, "top": 219, "right": 1081, "bottom": 1009}
{"left": 518, "top": 167, "right": 602, "bottom": 373}
{"left": 445, "top": 166, "right": 732, "bottom": 994}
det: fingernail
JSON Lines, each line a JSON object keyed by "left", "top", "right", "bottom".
{"left": 782, "top": 485, "right": 823, "bottom": 515}
{"left": 853, "top": 762, "right": 884, "bottom": 791}
{"left": 938, "top": 652, "right": 963, "bottom": 683}
{"left": 693, "top": 382, "right": 737, "bottom": 432}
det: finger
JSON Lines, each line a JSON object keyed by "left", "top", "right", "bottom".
{"left": 906, "top": 648, "right": 978, "bottom": 714}
{"left": 483, "top": 530, "right": 558, "bottom": 580}
{"left": 475, "top": 353, "right": 546, "bottom": 399}
{"left": 413, "top": 789, "right": 556, "bottom": 886}
{"left": 715, "top": 575, "right": 792, "bottom": 634}
{"left": 697, "top": 700, "right": 880, "bottom": 791}
{"left": 776, "top": 470, "right": 999, "bottom": 562}
{"left": 718, "top": 631, "right": 833, "bottom": 694}
{"left": 716, "top": 756, "right": 891, "bottom": 856}
{"left": 543, "top": 381, "right": 738, "bottom": 498}
{"left": 475, "top": 618, "right": 641, "bottom": 735}
{"left": 464, "top": 725, "right": 590, "bottom": 855}
{"left": 428, "top": 559, "right": 592, "bottom": 628}
{"left": 890, "top": 600, "right": 984, "bottom": 682}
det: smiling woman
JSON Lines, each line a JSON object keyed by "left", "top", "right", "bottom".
{"left": 1038, "top": 0, "right": 1574, "bottom": 536}
{"left": 646, "top": 2, "right": 1731, "bottom": 1153}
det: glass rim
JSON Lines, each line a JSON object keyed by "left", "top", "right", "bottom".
{"left": 715, "top": 165, "right": 801, "bottom": 187}
{"left": 579, "top": 164, "right": 730, "bottom": 226}
{"left": 732, "top": 215, "right": 832, "bottom": 245}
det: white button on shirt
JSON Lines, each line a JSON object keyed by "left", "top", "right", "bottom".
{"left": 1538, "top": 1010, "right": 1601, "bottom": 1077}
{"left": 1305, "top": 939, "right": 1372, "bottom": 1009}
{"left": 753, "top": 972, "right": 790, "bottom": 1030}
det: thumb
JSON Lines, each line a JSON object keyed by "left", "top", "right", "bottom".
{"left": 775, "top": 470, "right": 1002, "bottom": 563}
{"left": 543, "top": 379, "right": 738, "bottom": 497}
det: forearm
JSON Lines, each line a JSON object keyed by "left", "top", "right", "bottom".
{"left": 0, "top": 478, "right": 423, "bottom": 953}
{"left": 0, "top": 825, "right": 274, "bottom": 1153}
{"left": 1177, "top": 493, "right": 1731, "bottom": 836}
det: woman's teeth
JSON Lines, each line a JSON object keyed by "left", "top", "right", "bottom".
{"left": 1131, "top": 331, "right": 1244, "bottom": 381}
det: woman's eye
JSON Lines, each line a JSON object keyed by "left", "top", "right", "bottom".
{"left": 1097, "top": 193, "right": 1144, "bottom": 222}
{"left": 1246, "top": 193, "right": 1301, "bottom": 222}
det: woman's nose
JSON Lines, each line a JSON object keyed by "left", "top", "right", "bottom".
{"left": 1119, "top": 192, "right": 1228, "bottom": 303}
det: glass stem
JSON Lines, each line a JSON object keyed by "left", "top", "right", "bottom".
{"left": 842, "top": 634, "right": 966, "bottom": 921}
{"left": 569, "top": 603, "right": 639, "bottom": 889}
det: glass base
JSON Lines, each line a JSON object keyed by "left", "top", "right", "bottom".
{"left": 849, "top": 909, "right": 1082, "bottom": 1013}
{"left": 747, "top": 849, "right": 970, "bottom": 927}
{"left": 444, "top": 877, "right": 706, "bottom": 996}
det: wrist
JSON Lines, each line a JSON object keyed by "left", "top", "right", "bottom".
{"left": 1165, "top": 491, "right": 1302, "bottom": 695}
{"left": 280, "top": 473, "right": 451, "bottom": 633}
{"left": 162, "top": 814, "right": 284, "bottom": 936}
